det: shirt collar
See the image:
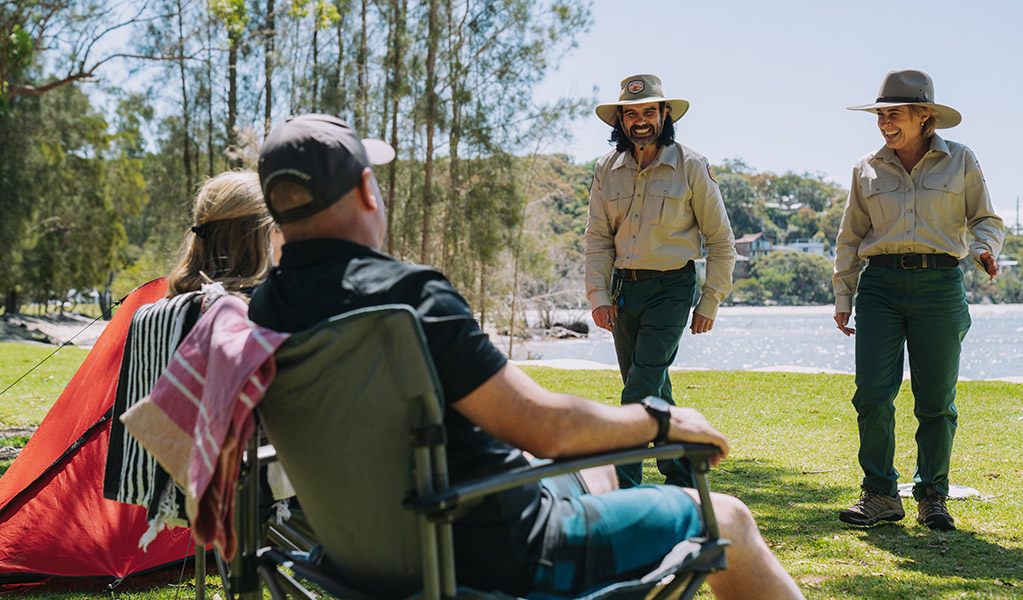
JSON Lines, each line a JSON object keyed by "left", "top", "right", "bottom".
{"left": 611, "top": 143, "right": 680, "bottom": 171}
{"left": 278, "top": 237, "right": 384, "bottom": 269}
{"left": 873, "top": 134, "right": 949, "bottom": 165}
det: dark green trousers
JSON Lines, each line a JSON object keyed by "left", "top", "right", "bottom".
{"left": 611, "top": 268, "right": 696, "bottom": 488}
{"left": 852, "top": 265, "right": 970, "bottom": 500}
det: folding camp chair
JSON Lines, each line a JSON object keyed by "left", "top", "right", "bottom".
{"left": 225, "top": 305, "right": 728, "bottom": 600}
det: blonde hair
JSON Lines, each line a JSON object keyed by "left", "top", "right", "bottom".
{"left": 166, "top": 171, "right": 275, "bottom": 297}
{"left": 909, "top": 105, "right": 937, "bottom": 139}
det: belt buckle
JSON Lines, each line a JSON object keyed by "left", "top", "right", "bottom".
{"left": 899, "top": 254, "right": 921, "bottom": 269}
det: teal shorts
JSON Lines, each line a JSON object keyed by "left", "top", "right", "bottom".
{"left": 528, "top": 474, "right": 704, "bottom": 597}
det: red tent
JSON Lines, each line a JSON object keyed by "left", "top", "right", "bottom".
{"left": 0, "top": 279, "right": 195, "bottom": 584}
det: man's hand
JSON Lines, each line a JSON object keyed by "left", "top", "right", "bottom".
{"left": 592, "top": 305, "right": 617, "bottom": 331}
{"left": 980, "top": 251, "right": 998, "bottom": 281}
{"left": 689, "top": 313, "right": 714, "bottom": 335}
{"left": 834, "top": 312, "right": 855, "bottom": 336}
{"left": 667, "top": 406, "right": 729, "bottom": 467}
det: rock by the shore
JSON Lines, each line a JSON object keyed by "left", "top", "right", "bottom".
{"left": 0, "top": 313, "right": 108, "bottom": 347}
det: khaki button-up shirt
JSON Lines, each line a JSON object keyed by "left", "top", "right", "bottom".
{"left": 833, "top": 135, "right": 1005, "bottom": 313}
{"left": 585, "top": 143, "right": 736, "bottom": 319}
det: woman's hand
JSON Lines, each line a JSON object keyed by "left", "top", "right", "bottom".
{"left": 834, "top": 312, "right": 855, "bottom": 336}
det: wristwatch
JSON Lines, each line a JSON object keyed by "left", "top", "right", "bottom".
{"left": 640, "top": 396, "right": 672, "bottom": 445}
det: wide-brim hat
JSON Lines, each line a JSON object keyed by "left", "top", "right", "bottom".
{"left": 847, "top": 69, "right": 961, "bottom": 129}
{"left": 595, "top": 74, "right": 689, "bottom": 127}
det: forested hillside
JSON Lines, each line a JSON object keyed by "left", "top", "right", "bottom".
{"left": 2, "top": 1, "right": 1020, "bottom": 329}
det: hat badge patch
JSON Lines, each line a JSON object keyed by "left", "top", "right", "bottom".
{"left": 627, "top": 80, "right": 645, "bottom": 94}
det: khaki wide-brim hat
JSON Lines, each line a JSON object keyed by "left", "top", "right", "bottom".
{"left": 847, "top": 69, "right": 961, "bottom": 129}
{"left": 595, "top": 74, "right": 689, "bottom": 127}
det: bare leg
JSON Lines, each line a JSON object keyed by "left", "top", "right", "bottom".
{"left": 579, "top": 465, "right": 619, "bottom": 495}
{"left": 683, "top": 490, "right": 805, "bottom": 600}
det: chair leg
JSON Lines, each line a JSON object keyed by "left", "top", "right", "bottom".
{"left": 195, "top": 539, "right": 206, "bottom": 600}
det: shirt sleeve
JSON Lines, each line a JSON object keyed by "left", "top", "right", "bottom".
{"left": 833, "top": 167, "right": 871, "bottom": 314}
{"left": 962, "top": 148, "right": 1005, "bottom": 271}
{"left": 414, "top": 275, "right": 507, "bottom": 405}
{"left": 584, "top": 162, "right": 616, "bottom": 311}
{"left": 689, "top": 159, "right": 736, "bottom": 319}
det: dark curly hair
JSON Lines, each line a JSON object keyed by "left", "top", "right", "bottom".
{"left": 608, "top": 102, "right": 676, "bottom": 153}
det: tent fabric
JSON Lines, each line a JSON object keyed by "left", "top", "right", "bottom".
{"left": 0, "top": 278, "right": 195, "bottom": 582}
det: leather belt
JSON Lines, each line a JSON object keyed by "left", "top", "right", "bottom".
{"left": 616, "top": 262, "right": 694, "bottom": 282}
{"left": 868, "top": 253, "right": 959, "bottom": 269}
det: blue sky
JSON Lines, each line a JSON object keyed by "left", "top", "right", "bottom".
{"left": 533, "top": 0, "right": 1023, "bottom": 229}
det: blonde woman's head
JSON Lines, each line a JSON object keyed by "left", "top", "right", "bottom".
{"left": 166, "top": 171, "right": 275, "bottom": 297}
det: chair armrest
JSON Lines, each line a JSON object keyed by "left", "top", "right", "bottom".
{"left": 406, "top": 442, "right": 723, "bottom": 538}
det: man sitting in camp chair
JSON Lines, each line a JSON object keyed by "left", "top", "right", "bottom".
{"left": 248, "top": 114, "right": 805, "bottom": 600}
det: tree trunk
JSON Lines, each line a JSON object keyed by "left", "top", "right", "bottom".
{"left": 176, "top": 0, "right": 193, "bottom": 196}
{"left": 206, "top": 18, "right": 215, "bottom": 177}
{"left": 421, "top": 0, "right": 439, "bottom": 263}
{"left": 312, "top": 18, "right": 319, "bottom": 111}
{"left": 442, "top": 2, "right": 462, "bottom": 275}
{"left": 264, "top": 0, "right": 275, "bottom": 136}
{"left": 356, "top": 0, "right": 368, "bottom": 134}
{"left": 509, "top": 250, "right": 519, "bottom": 358}
{"left": 4, "top": 290, "right": 22, "bottom": 315}
{"left": 99, "top": 272, "right": 115, "bottom": 320}
{"left": 477, "top": 259, "right": 487, "bottom": 330}
{"left": 226, "top": 33, "right": 240, "bottom": 168}
{"left": 385, "top": 0, "right": 404, "bottom": 255}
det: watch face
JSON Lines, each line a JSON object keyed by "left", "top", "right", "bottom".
{"left": 644, "top": 397, "right": 671, "bottom": 413}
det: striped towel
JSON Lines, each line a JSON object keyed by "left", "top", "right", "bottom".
{"left": 103, "top": 289, "right": 210, "bottom": 515}
{"left": 120, "top": 292, "right": 289, "bottom": 559}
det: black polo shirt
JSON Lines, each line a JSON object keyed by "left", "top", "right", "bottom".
{"left": 248, "top": 238, "right": 545, "bottom": 594}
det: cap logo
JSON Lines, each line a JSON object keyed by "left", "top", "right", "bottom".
{"left": 627, "top": 80, "right": 645, "bottom": 94}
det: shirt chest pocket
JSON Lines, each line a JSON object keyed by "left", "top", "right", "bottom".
{"left": 919, "top": 174, "right": 965, "bottom": 225}
{"left": 860, "top": 176, "right": 902, "bottom": 226}
{"left": 604, "top": 182, "right": 635, "bottom": 228}
{"left": 645, "top": 178, "right": 692, "bottom": 226}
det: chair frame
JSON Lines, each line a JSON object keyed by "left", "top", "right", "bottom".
{"left": 219, "top": 307, "right": 729, "bottom": 600}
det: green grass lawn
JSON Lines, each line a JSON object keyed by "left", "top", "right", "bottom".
{"left": 525, "top": 367, "right": 1023, "bottom": 599}
{"left": 1, "top": 344, "right": 1021, "bottom": 598}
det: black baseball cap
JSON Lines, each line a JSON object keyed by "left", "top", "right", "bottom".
{"left": 258, "top": 114, "right": 395, "bottom": 224}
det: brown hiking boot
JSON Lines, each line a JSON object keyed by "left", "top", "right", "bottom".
{"left": 839, "top": 487, "right": 905, "bottom": 526}
{"left": 917, "top": 488, "right": 956, "bottom": 531}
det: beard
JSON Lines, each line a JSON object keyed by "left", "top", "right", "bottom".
{"left": 627, "top": 123, "right": 660, "bottom": 149}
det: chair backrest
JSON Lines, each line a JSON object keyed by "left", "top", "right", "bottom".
{"left": 258, "top": 305, "right": 445, "bottom": 599}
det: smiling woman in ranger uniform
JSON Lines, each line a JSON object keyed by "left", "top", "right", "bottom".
{"left": 833, "top": 69, "right": 1004, "bottom": 531}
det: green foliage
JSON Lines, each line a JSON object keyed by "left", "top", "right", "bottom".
{"left": 730, "top": 277, "right": 768, "bottom": 306}
{"left": 0, "top": 23, "right": 34, "bottom": 112}
{"left": 209, "top": 0, "right": 249, "bottom": 39}
{"left": 717, "top": 172, "right": 762, "bottom": 236}
{"left": 752, "top": 250, "right": 834, "bottom": 305}
{"left": 715, "top": 159, "right": 848, "bottom": 246}
{"left": 1002, "top": 234, "right": 1022, "bottom": 262}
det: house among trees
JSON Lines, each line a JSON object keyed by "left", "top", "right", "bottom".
{"left": 773, "top": 238, "right": 828, "bottom": 256}
{"left": 735, "top": 232, "right": 773, "bottom": 258}
{"left": 733, "top": 232, "right": 773, "bottom": 278}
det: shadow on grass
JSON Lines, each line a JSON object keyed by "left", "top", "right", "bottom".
{"left": 861, "top": 525, "right": 1023, "bottom": 583}
{"left": 0, "top": 558, "right": 222, "bottom": 598}
{"left": 698, "top": 457, "right": 1023, "bottom": 596}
